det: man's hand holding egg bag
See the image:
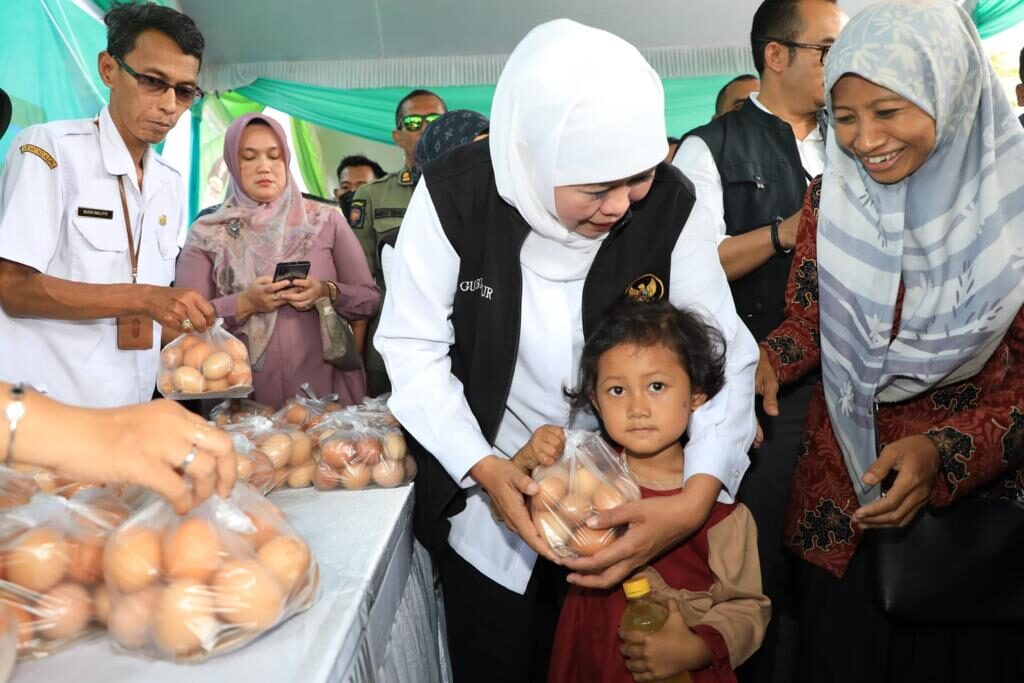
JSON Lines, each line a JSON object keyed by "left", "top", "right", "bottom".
{"left": 157, "top": 320, "right": 254, "bottom": 400}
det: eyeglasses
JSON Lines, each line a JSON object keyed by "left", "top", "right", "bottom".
{"left": 114, "top": 56, "right": 205, "bottom": 106}
{"left": 754, "top": 36, "right": 832, "bottom": 65}
{"left": 399, "top": 113, "right": 442, "bottom": 132}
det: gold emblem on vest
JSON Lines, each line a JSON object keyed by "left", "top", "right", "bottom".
{"left": 625, "top": 274, "right": 665, "bottom": 302}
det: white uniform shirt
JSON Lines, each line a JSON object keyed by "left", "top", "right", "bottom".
{"left": 673, "top": 93, "right": 825, "bottom": 244}
{"left": 0, "top": 106, "right": 185, "bottom": 407}
{"left": 375, "top": 182, "right": 759, "bottom": 593}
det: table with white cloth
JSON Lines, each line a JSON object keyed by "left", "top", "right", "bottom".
{"left": 12, "top": 485, "right": 452, "bottom": 683}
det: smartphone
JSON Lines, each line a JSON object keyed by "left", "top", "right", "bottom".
{"left": 273, "top": 261, "right": 311, "bottom": 286}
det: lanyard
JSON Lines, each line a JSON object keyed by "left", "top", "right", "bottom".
{"left": 115, "top": 175, "right": 142, "bottom": 284}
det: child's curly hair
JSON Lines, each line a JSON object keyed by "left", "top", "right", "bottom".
{"left": 564, "top": 299, "right": 727, "bottom": 415}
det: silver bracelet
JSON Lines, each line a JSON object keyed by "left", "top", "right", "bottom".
{"left": 4, "top": 383, "right": 26, "bottom": 465}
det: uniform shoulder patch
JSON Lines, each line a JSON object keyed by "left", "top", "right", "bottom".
{"left": 349, "top": 199, "right": 367, "bottom": 228}
{"left": 625, "top": 274, "right": 666, "bottom": 302}
{"left": 399, "top": 169, "right": 413, "bottom": 185}
{"left": 19, "top": 144, "right": 57, "bottom": 169}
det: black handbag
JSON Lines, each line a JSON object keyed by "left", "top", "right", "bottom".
{"left": 874, "top": 496, "right": 1024, "bottom": 624}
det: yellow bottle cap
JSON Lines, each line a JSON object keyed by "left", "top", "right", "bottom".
{"left": 622, "top": 576, "right": 651, "bottom": 599}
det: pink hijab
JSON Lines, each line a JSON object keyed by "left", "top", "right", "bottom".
{"left": 187, "top": 113, "right": 328, "bottom": 367}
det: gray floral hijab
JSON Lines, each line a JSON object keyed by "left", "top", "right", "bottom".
{"left": 817, "top": 0, "right": 1024, "bottom": 504}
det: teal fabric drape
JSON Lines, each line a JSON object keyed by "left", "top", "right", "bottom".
{"left": 290, "top": 117, "right": 327, "bottom": 198}
{"left": 236, "top": 74, "right": 734, "bottom": 145}
{"left": 972, "top": 0, "right": 1024, "bottom": 38}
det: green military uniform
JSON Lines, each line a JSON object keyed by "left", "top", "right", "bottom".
{"left": 349, "top": 167, "right": 414, "bottom": 397}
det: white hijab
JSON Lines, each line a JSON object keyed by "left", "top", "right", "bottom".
{"left": 489, "top": 19, "right": 668, "bottom": 281}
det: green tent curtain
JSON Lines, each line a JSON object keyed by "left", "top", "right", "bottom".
{"left": 290, "top": 117, "right": 327, "bottom": 198}
{"left": 972, "top": 0, "right": 1024, "bottom": 37}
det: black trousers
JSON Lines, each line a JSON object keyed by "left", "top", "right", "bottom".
{"left": 736, "top": 377, "right": 815, "bottom": 683}
{"left": 437, "top": 543, "right": 567, "bottom": 683}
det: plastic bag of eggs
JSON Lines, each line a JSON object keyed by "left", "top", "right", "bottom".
{"left": 312, "top": 418, "right": 413, "bottom": 491}
{"left": 210, "top": 399, "right": 275, "bottom": 428}
{"left": 0, "top": 468, "right": 39, "bottom": 511}
{"left": 529, "top": 430, "right": 640, "bottom": 558}
{"left": 102, "top": 483, "right": 319, "bottom": 663}
{"left": 0, "top": 490, "right": 131, "bottom": 658}
{"left": 271, "top": 395, "right": 336, "bottom": 434}
{"left": 225, "top": 433, "right": 278, "bottom": 495}
{"left": 0, "top": 604, "right": 17, "bottom": 682}
{"left": 156, "top": 320, "right": 254, "bottom": 399}
{"left": 224, "top": 418, "right": 313, "bottom": 492}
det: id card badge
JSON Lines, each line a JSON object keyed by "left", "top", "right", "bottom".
{"left": 117, "top": 315, "right": 153, "bottom": 350}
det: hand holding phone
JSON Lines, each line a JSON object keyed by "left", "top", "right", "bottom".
{"left": 273, "top": 261, "right": 311, "bottom": 287}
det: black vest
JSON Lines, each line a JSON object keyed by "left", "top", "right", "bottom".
{"left": 685, "top": 102, "right": 815, "bottom": 340}
{"left": 409, "top": 140, "right": 696, "bottom": 555}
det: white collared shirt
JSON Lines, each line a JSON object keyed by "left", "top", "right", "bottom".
{"left": 375, "top": 182, "right": 758, "bottom": 593}
{"left": 0, "top": 106, "right": 185, "bottom": 407}
{"left": 673, "top": 93, "right": 825, "bottom": 244}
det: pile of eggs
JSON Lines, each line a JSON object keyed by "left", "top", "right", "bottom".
{"left": 0, "top": 492, "right": 130, "bottom": 655}
{"left": 102, "top": 502, "right": 317, "bottom": 661}
{"left": 226, "top": 420, "right": 315, "bottom": 492}
{"left": 530, "top": 463, "right": 632, "bottom": 558}
{"left": 158, "top": 334, "right": 253, "bottom": 397}
{"left": 211, "top": 399, "right": 275, "bottom": 427}
{"left": 313, "top": 429, "right": 415, "bottom": 491}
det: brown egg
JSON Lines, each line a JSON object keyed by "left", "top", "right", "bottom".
{"left": 247, "top": 451, "right": 275, "bottom": 490}
{"left": 243, "top": 510, "right": 281, "bottom": 551}
{"left": 301, "top": 414, "right": 325, "bottom": 431}
{"left": 536, "top": 476, "right": 567, "bottom": 505}
{"left": 108, "top": 585, "right": 159, "bottom": 649}
{"left": 37, "top": 582, "right": 92, "bottom": 641}
{"left": 212, "top": 559, "right": 283, "bottom": 630}
{"left": 66, "top": 539, "right": 104, "bottom": 584}
{"left": 592, "top": 483, "right": 627, "bottom": 511}
{"left": 382, "top": 432, "right": 407, "bottom": 461}
{"left": 311, "top": 461, "right": 339, "bottom": 490}
{"left": 372, "top": 460, "right": 405, "bottom": 488}
{"left": 163, "top": 518, "right": 221, "bottom": 582}
{"left": 160, "top": 346, "right": 183, "bottom": 370}
{"left": 535, "top": 464, "right": 570, "bottom": 488}
{"left": 259, "top": 434, "right": 293, "bottom": 469}
{"left": 257, "top": 536, "right": 310, "bottom": 595}
{"left": 533, "top": 510, "right": 572, "bottom": 547}
{"left": 9, "top": 602, "right": 35, "bottom": 648}
{"left": 223, "top": 337, "right": 249, "bottom": 362}
{"left": 157, "top": 370, "right": 175, "bottom": 396}
{"left": 404, "top": 456, "right": 418, "bottom": 480}
{"left": 103, "top": 527, "right": 161, "bottom": 593}
{"left": 6, "top": 528, "right": 68, "bottom": 593}
{"left": 339, "top": 463, "right": 371, "bottom": 490}
{"left": 571, "top": 467, "right": 601, "bottom": 499}
{"left": 72, "top": 494, "right": 130, "bottom": 541}
{"left": 570, "top": 527, "right": 615, "bottom": 557}
{"left": 172, "top": 366, "right": 204, "bottom": 394}
{"left": 324, "top": 402, "right": 342, "bottom": 413}
{"left": 286, "top": 463, "right": 315, "bottom": 489}
{"left": 558, "top": 494, "right": 592, "bottom": 528}
{"left": 288, "top": 431, "right": 313, "bottom": 466}
{"left": 182, "top": 340, "right": 212, "bottom": 370}
{"left": 282, "top": 403, "right": 308, "bottom": 426}
{"left": 354, "top": 436, "right": 383, "bottom": 466}
{"left": 177, "top": 335, "right": 200, "bottom": 352}
{"left": 201, "top": 352, "right": 232, "bottom": 380}
{"left": 92, "top": 585, "right": 109, "bottom": 626}
{"left": 236, "top": 453, "right": 254, "bottom": 482}
{"left": 204, "top": 378, "right": 231, "bottom": 392}
{"left": 226, "top": 364, "right": 252, "bottom": 387}
{"left": 320, "top": 438, "right": 356, "bottom": 469}
{"left": 153, "top": 580, "right": 218, "bottom": 657}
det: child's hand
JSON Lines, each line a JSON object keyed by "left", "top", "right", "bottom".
{"left": 510, "top": 424, "right": 565, "bottom": 474}
{"left": 619, "top": 599, "right": 710, "bottom": 681}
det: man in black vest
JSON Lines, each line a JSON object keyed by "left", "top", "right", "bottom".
{"left": 674, "top": 2, "right": 846, "bottom": 682}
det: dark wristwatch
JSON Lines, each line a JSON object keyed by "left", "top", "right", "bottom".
{"left": 770, "top": 216, "right": 793, "bottom": 255}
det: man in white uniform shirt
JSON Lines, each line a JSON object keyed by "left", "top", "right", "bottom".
{"left": 0, "top": 3, "right": 215, "bottom": 408}
{"left": 674, "top": 2, "right": 846, "bottom": 681}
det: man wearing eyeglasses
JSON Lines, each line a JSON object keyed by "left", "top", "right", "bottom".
{"left": 674, "top": 2, "right": 846, "bottom": 682}
{"left": 0, "top": 2, "right": 215, "bottom": 408}
{"left": 351, "top": 88, "right": 447, "bottom": 396}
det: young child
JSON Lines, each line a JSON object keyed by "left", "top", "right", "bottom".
{"left": 533, "top": 300, "right": 770, "bottom": 683}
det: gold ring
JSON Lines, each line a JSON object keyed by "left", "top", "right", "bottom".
{"left": 181, "top": 318, "right": 195, "bottom": 332}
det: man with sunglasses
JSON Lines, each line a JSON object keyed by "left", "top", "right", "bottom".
{"left": 351, "top": 88, "right": 447, "bottom": 396}
{"left": 0, "top": 3, "right": 215, "bottom": 409}
{"left": 673, "top": 2, "right": 845, "bottom": 682}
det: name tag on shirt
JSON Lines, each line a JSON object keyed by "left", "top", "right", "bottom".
{"left": 77, "top": 207, "right": 114, "bottom": 219}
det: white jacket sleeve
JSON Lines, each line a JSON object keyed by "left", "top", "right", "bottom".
{"left": 374, "top": 183, "right": 494, "bottom": 488}
{"left": 673, "top": 136, "right": 729, "bottom": 245}
{"left": 669, "top": 193, "right": 758, "bottom": 502}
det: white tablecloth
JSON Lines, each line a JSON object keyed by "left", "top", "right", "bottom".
{"left": 12, "top": 485, "right": 451, "bottom": 683}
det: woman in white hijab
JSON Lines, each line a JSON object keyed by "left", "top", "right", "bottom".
{"left": 377, "top": 19, "right": 759, "bottom": 680}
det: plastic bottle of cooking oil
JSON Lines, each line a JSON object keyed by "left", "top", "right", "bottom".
{"left": 620, "top": 576, "right": 693, "bottom": 683}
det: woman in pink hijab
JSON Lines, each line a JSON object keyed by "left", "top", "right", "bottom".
{"left": 176, "top": 113, "right": 380, "bottom": 408}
